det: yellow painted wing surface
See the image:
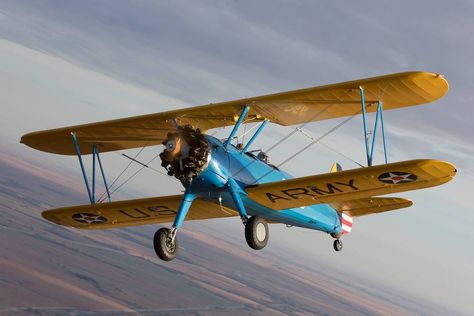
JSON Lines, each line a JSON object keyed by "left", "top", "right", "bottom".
{"left": 330, "top": 197, "right": 413, "bottom": 217}
{"left": 42, "top": 195, "right": 238, "bottom": 230}
{"left": 246, "top": 159, "right": 456, "bottom": 210}
{"left": 21, "top": 71, "right": 448, "bottom": 155}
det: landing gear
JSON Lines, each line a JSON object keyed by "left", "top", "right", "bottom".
{"left": 153, "top": 190, "right": 195, "bottom": 262}
{"left": 333, "top": 239, "right": 343, "bottom": 252}
{"left": 227, "top": 179, "right": 269, "bottom": 250}
{"left": 245, "top": 216, "right": 269, "bottom": 250}
{"left": 154, "top": 227, "right": 178, "bottom": 261}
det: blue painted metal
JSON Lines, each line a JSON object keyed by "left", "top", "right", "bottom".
{"left": 173, "top": 191, "right": 196, "bottom": 228}
{"left": 359, "top": 88, "right": 389, "bottom": 166}
{"left": 359, "top": 87, "right": 371, "bottom": 166}
{"left": 368, "top": 105, "right": 380, "bottom": 166}
{"left": 224, "top": 106, "right": 249, "bottom": 148}
{"left": 94, "top": 146, "right": 112, "bottom": 202}
{"left": 227, "top": 177, "right": 248, "bottom": 219}
{"left": 71, "top": 132, "right": 94, "bottom": 204}
{"left": 241, "top": 119, "right": 268, "bottom": 154}
{"left": 71, "top": 128, "right": 344, "bottom": 234}
{"left": 181, "top": 135, "right": 341, "bottom": 234}
{"left": 92, "top": 144, "right": 97, "bottom": 203}
{"left": 379, "top": 101, "right": 388, "bottom": 164}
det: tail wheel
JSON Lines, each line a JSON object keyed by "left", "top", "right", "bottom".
{"left": 333, "top": 239, "right": 343, "bottom": 252}
{"left": 154, "top": 228, "right": 178, "bottom": 261}
{"left": 245, "top": 216, "right": 269, "bottom": 250}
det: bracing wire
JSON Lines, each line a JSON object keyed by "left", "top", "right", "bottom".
{"left": 95, "top": 104, "right": 364, "bottom": 200}
{"left": 278, "top": 114, "right": 358, "bottom": 167}
{"left": 96, "top": 145, "right": 148, "bottom": 201}
{"left": 318, "top": 142, "right": 364, "bottom": 168}
{"left": 251, "top": 111, "right": 360, "bottom": 184}
{"left": 117, "top": 152, "right": 170, "bottom": 177}
{"left": 97, "top": 151, "right": 165, "bottom": 202}
{"left": 242, "top": 122, "right": 248, "bottom": 145}
{"left": 236, "top": 122, "right": 260, "bottom": 142}
{"left": 296, "top": 128, "right": 364, "bottom": 168}
{"left": 230, "top": 104, "right": 334, "bottom": 178}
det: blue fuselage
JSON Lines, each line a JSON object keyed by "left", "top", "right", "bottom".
{"left": 185, "top": 136, "right": 342, "bottom": 235}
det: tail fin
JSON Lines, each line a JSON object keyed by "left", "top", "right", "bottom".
{"left": 330, "top": 162, "right": 342, "bottom": 173}
{"left": 341, "top": 213, "right": 353, "bottom": 234}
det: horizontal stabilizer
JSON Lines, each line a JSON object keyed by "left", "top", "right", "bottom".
{"left": 42, "top": 195, "right": 238, "bottom": 230}
{"left": 246, "top": 159, "right": 456, "bottom": 210}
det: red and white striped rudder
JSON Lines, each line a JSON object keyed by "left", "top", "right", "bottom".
{"left": 341, "top": 213, "right": 353, "bottom": 234}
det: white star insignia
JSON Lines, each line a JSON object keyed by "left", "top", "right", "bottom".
{"left": 73, "top": 213, "right": 107, "bottom": 224}
{"left": 379, "top": 172, "right": 416, "bottom": 184}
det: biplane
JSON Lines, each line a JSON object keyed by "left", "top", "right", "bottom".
{"left": 21, "top": 71, "right": 456, "bottom": 261}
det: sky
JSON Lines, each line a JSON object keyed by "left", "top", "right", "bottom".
{"left": 0, "top": 1, "right": 473, "bottom": 314}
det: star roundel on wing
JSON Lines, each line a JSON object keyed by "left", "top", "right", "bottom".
{"left": 72, "top": 213, "right": 108, "bottom": 224}
{"left": 378, "top": 171, "right": 417, "bottom": 184}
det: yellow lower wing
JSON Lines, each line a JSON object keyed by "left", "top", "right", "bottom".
{"left": 330, "top": 197, "right": 413, "bottom": 217}
{"left": 42, "top": 195, "right": 238, "bottom": 230}
{"left": 247, "top": 159, "right": 456, "bottom": 210}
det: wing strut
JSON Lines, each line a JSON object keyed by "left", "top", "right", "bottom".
{"left": 241, "top": 119, "right": 269, "bottom": 154}
{"left": 71, "top": 132, "right": 111, "bottom": 204}
{"left": 359, "top": 87, "right": 388, "bottom": 166}
{"left": 224, "top": 105, "right": 250, "bottom": 148}
{"left": 227, "top": 178, "right": 249, "bottom": 224}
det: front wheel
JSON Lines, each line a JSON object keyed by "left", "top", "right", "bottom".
{"left": 245, "top": 216, "right": 269, "bottom": 250}
{"left": 154, "top": 228, "right": 178, "bottom": 261}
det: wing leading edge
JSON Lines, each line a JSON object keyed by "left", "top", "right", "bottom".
{"left": 21, "top": 72, "right": 448, "bottom": 155}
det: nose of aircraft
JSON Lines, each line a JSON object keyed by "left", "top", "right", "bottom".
{"left": 161, "top": 137, "right": 185, "bottom": 162}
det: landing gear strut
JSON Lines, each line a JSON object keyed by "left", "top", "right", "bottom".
{"left": 153, "top": 191, "right": 196, "bottom": 262}
{"left": 227, "top": 179, "right": 269, "bottom": 250}
{"left": 333, "top": 239, "right": 343, "bottom": 252}
{"left": 154, "top": 227, "right": 178, "bottom": 261}
{"left": 245, "top": 216, "right": 269, "bottom": 250}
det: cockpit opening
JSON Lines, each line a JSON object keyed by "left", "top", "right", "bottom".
{"left": 257, "top": 151, "right": 269, "bottom": 164}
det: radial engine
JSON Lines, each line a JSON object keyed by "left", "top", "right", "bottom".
{"left": 160, "top": 125, "right": 211, "bottom": 183}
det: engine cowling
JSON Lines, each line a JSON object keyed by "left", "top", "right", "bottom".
{"left": 160, "top": 125, "right": 211, "bottom": 183}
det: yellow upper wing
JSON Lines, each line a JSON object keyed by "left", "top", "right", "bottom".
{"left": 246, "top": 159, "right": 456, "bottom": 210}
{"left": 42, "top": 195, "right": 238, "bottom": 230}
{"left": 21, "top": 71, "right": 448, "bottom": 155}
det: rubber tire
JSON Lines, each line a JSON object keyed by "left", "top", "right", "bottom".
{"left": 333, "top": 239, "right": 343, "bottom": 252}
{"left": 154, "top": 228, "right": 178, "bottom": 261}
{"left": 245, "top": 216, "right": 269, "bottom": 250}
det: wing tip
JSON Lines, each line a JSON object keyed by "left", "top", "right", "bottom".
{"left": 406, "top": 71, "right": 449, "bottom": 103}
{"left": 425, "top": 159, "right": 457, "bottom": 177}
